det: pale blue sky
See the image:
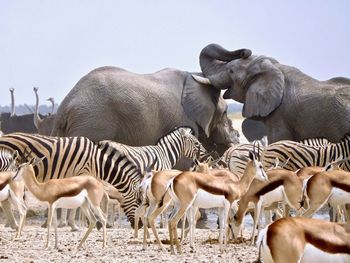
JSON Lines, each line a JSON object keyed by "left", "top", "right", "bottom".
{"left": 0, "top": 0, "right": 349, "bottom": 106}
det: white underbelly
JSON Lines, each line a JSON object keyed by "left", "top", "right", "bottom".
{"left": 261, "top": 186, "right": 284, "bottom": 207}
{"left": 55, "top": 189, "right": 88, "bottom": 209}
{"left": 328, "top": 188, "right": 350, "bottom": 206}
{"left": 301, "top": 243, "right": 350, "bottom": 263}
{"left": 192, "top": 189, "right": 228, "bottom": 209}
{"left": 0, "top": 185, "right": 10, "bottom": 201}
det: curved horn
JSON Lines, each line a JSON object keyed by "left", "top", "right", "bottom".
{"left": 191, "top": 74, "right": 212, "bottom": 85}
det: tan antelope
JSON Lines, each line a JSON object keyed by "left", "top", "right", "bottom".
{"left": 302, "top": 169, "right": 350, "bottom": 221}
{"left": 136, "top": 169, "right": 183, "bottom": 250}
{"left": 12, "top": 157, "right": 107, "bottom": 249}
{"left": 231, "top": 168, "right": 304, "bottom": 245}
{"left": 167, "top": 151, "right": 268, "bottom": 254}
{"left": 256, "top": 217, "right": 350, "bottom": 263}
{"left": 0, "top": 170, "right": 26, "bottom": 239}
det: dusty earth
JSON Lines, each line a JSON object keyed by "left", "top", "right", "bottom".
{"left": 0, "top": 191, "right": 261, "bottom": 263}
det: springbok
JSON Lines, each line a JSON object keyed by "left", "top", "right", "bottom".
{"left": 256, "top": 217, "right": 350, "bottom": 263}
{"left": 12, "top": 157, "right": 107, "bottom": 249}
{"left": 0, "top": 170, "right": 26, "bottom": 238}
{"left": 167, "top": 151, "right": 268, "bottom": 254}
{"left": 137, "top": 169, "right": 183, "bottom": 250}
{"left": 302, "top": 169, "right": 350, "bottom": 221}
{"left": 230, "top": 168, "right": 304, "bottom": 245}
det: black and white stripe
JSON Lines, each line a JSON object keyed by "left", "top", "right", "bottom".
{"left": 0, "top": 127, "right": 206, "bottom": 227}
{"left": 0, "top": 148, "right": 17, "bottom": 171}
{"left": 98, "top": 127, "right": 207, "bottom": 174}
{"left": 0, "top": 132, "right": 141, "bottom": 226}
{"left": 222, "top": 136, "right": 350, "bottom": 177}
{"left": 261, "top": 135, "right": 350, "bottom": 171}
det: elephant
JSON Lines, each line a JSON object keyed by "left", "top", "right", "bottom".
{"left": 197, "top": 44, "right": 350, "bottom": 143}
{"left": 33, "top": 87, "right": 56, "bottom": 135}
{"left": 51, "top": 48, "right": 250, "bottom": 156}
{"left": 242, "top": 119, "right": 267, "bottom": 142}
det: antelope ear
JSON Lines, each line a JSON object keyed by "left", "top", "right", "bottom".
{"left": 243, "top": 59, "right": 284, "bottom": 118}
{"left": 182, "top": 74, "right": 220, "bottom": 137}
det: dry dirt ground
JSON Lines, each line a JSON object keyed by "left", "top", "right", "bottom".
{"left": 0, "top": 191, "right": 259, "bottom": 263}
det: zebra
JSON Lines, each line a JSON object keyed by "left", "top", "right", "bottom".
{"left": 0, "top": 148, "right": 21, "bottom": 230}
{"left": 0, "top": 148, "right": 18, "bottom": 172}
{"left": 98, "top": 127, "right": 207, "bottom": 173}
{"left": 0, "top": 127, "right": 207, "bottom": 227}
{"left": 261, "top": 135, "right": 350, "bottom": 171}
{"left": 99, "top": 127, "right": 208, "bottom": 228}
{"left": 222, "top": 135, "right": 350, "bottom": 177}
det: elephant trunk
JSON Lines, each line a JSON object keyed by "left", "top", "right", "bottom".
{"left": 199, "top": 44, "right": 251, "bottom": 89}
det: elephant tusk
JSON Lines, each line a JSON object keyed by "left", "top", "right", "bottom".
{"left": 191, "top": 74, "right": 212, "bottom": 85}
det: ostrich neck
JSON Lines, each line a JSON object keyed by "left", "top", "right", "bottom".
{"left": 10, "top": 90, "right": 15, "bottom": 116}
{"left": 34, "top": 91, "right": 42, "bottom": 128}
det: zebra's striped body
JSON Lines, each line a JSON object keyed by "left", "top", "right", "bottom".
{"left": 222, "top": 136, "right": 350, "bottom": 177}
{"left": 0, "top": 132, "right": 140, "bottom": 226}
{"left": 262, "top": 136, "right": 350, "bottom": 171}
{"left": 0, "top": 148, "right": 17, "bottom": 172}
{"left": 98, "top": 127, "right": 207, "bottom": 173}
{"left": 0, "top": 127, "right": 206, "bottom": 227}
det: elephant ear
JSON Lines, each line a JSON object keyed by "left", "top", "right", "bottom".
{"left": 182, "top": 74, "right": 220, "bottom": 137}
{"left": 242, "top": 58, "right": 285, "bottom": 118}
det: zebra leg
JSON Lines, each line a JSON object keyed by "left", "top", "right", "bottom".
{"left": 68, "top": 208, "right": 79, "bottom": 231}
{"left": 58, "top": 208, "right": 67, "bottom": 227}
{"left": 1, "top": 199, "right": 18, "bottom": 230}
{"left": 134, "top": 203, "right": 146, "bottom": 238}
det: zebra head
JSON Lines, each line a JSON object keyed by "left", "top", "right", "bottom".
{"left": 177, "top": 127, "right": 208, "bottom": 161}
{"left": 0, "top": 148, "right": 19, "bottom": 172}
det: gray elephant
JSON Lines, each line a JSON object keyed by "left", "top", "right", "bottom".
{"left": 242, "top": 119, "right": 267, "bottom": 142}
{"left": 198, "top": 44, "right": 350, "bottom": 143}
{"left": 52, "top": 48, "right": 250, "bottom": 155}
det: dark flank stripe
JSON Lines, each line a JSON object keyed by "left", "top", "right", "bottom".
{"left": 50, "top": 138, "right": 61, "bottom": 179}
{"left": 74, "top": 138, "right": 87, "bottom": 170}
{"left": 255, "top": 179, "right": 284, "bottom": 197}
{"left": 65, "top": 138, "right": 81, "bottom": 174}
{"left": 331, "top": 181, "right": 350, "bottom": 192}
{"left": 57, "top": 138, "right": 71, "bottom": 176}
{"left": 103, "top": 149, "right": 115, "bottom": 181}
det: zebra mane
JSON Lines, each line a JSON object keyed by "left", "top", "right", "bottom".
{"left": 156, "top": 126, "right": 195, "bottom": 144}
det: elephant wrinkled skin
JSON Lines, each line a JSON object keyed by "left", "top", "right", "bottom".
{"left": 52, "top": 63, "right": 245, "bottom": 154}
{"left": 199, "top": 43, "right": 350, "bottom": 143}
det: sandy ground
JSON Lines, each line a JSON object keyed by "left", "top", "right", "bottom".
{"left": 0, "top": 191, "right": 260, "bottom": 263}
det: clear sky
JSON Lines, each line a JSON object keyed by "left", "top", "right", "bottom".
{"left": 0, "top": 0, "right": 349, "bottom": 106}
